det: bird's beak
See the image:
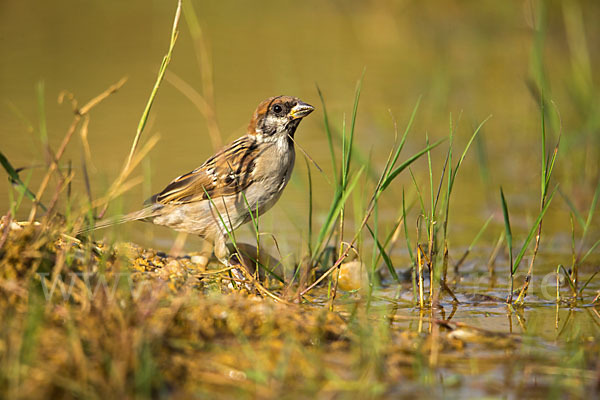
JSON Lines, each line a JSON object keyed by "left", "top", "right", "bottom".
{"left": 289, "top": 102, "right": 315, "bottom": 120}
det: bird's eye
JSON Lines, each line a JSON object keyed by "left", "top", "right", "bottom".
{"left": 272, "top": 104, "right": 283, "bottom": 114}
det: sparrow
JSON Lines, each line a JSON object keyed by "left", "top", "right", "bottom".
{"left": 90, "top": 96, "right": 314, "bottom": 267}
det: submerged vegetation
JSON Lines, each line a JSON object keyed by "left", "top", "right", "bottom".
{"left": 1, "top": 0, "right": 599, "bottom": 398}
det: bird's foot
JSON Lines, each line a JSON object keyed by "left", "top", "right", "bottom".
{"left": 217, "top": 253, "right": 256, "bottom": 292}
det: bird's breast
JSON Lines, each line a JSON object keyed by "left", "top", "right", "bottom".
{"left": 245, "top": 140, "right": 295, "bottom": 213}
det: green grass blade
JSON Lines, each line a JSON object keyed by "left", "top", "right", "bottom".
{"left": 331, "top": 128, "right": 380, "bottom": 183}
{"left": 314, "top": 187, "right": 342, "bottom": 250}
{"left": 14, "top": 169, "right": 34, "bottom": 214}
{"left": 388, "top": 96, "right": 422, "bottom": 172}
{"left": 316, "top": 85, "right": 338, "bottom": 182}
{"left": 343, "top": 72, "right": 364, "bottom": 187}
{"left": 402, "top": 188, "right": 415, "bottom": 264}
{"left": 380, "top": 138, "right": 445, "bottom": 193}
{"left": 540, "top": 89, "right": 547, "bottom": 198}
{"left": 314, "top": 167, "right": 365, "bottom": 254}
{"left": 468, "top": 214, "right": 494, "bottom": 252}
{"left": 125, "top": 0, "right": 182, "bottom": 171}
{"left": 409, "top": 168, "right": 426, "bottom": 220}
{"left": 578, "top": 271, "right": 599, "bottom": 297}
{"left": 512, "top": 187, "right": 557, "bottom": 274}
{"left": 0, "top": 151, "right": 46, "bottom": 211}
{"left": 440, "top": 117, "right": 454, "bottom": 242}
{"left": 450, "top": 116, "right": 491, "bottom": 186}
{"left": 241, "top": 191, "right": 259, "bottom": 233}
{"left": 475, "top": 131, "right": 491, "bottom": 187}
{"left": 341, "top": 114, "right": 347, "bottom": 187}
{"left": 370, "top": 199, "right": 379, "bottom": 283}
{"left": 544, "top": 134, "right": 560, "bottom": 192}
{"left": 305, "top": 157, "right": 313, "bottom": 256}
{"left": 580, "top": 237, "right": 600, "bottom": 264}
{"left": 500, "top": 187, "right": 513, "bottom": 272}
{"left": 559, "top": 264, "right": 577, "bottom": 294}
{"left": 366, "top": 223, "right": 400, "bottom": 283}
{"left": 372, "top": 217, "right": 403, "bottom": 268}
{"left": 559, "top": 189, "right": 586, "bottom": 229}
{"left": 582, "top": 179, "right": 600, "bottom": 239}
{"left": 201, "top": 187, "right": 237, "bottom": 247}
{"left": 426, "top": 134, "right": 434, "bottom": 221}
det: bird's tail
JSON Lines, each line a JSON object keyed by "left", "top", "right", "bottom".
{"left": 76, "top": 207, "right": 160, "bottom": 235}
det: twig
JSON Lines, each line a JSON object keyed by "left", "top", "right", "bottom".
{"left": 27, "top": 77, "right": 127, "bottom": 223}
{"left": 165, "top": 71, "right": 222, "bottom": 150}
{"left": 181, "top": 0, "right": 221, "bottom": 149}
{"left": 123, "top": 0, "right": 182, "bottom": 173}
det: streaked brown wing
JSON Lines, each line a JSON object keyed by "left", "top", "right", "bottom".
{"left": 151, "top": 136, "right": 258, "bottom": 205}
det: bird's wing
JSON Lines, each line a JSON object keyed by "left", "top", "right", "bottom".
{"left": 150, "top": 136, "right": 259, "bottom": 205}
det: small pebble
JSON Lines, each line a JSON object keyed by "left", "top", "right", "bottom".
{"left": 337, "top": 260, "right": 368, "bottom": 291}
{"left": 191, "top": 255, "right": 209, "bottom": 266}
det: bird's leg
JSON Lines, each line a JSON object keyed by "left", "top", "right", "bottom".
{"left": 191, "top": 239, "right": 213, "bottom": 270}
{"left": 213, "top": 234, "right": 233, "bottom": 266}
{"left": 213, "top": 234, "right": 254, "bottom": 290}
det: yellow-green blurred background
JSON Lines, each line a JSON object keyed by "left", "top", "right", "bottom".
{"left": 1, "top": 0, "right": 599, "bottom": 254}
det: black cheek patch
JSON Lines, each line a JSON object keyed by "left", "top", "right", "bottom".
{"left": 257, "top": 116, "right": 265, "bottom": 132}
{"left": 261, "top": 115, "right": 279, "bottom": 136}
{"left": 287, "top": 119, "right": 301, "bottom": 139}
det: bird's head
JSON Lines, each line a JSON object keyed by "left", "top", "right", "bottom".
{"left": 249, "top": 96, "right": 314, "bottom": 141}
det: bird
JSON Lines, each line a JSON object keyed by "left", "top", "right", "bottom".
{"left": 88, "top": 95, "right": 314, "bottom": 267}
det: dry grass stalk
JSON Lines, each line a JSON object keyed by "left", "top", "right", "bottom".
{"left": 27, "top": 77, "right": 128, "bottom": 223}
